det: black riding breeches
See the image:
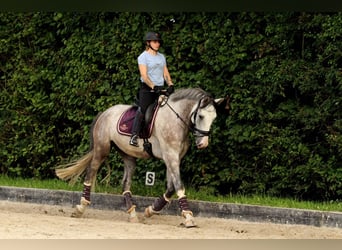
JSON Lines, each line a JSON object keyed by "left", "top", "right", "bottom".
{"left": 138, "top": 87, "right": 158, "bottom": 114}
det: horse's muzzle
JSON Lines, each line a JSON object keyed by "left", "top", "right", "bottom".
{"left": 196, "top": 136, "right": 209, "bottom": 149}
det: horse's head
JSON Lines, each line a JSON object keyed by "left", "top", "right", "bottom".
{"left": 190, "top": 94, "right": 230, "bottom": 149}
{"left": 168, "top": 88, "right": 229, "bottom": 149}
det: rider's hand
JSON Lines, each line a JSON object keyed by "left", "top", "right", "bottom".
{"left": 166, "top": 85, "right": 174, "bottom": 96}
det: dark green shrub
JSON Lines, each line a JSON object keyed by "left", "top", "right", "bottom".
{"left": 1, "top": 12, "right": 341, "bottom": 201}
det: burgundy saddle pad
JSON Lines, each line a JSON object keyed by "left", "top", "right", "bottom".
{"left": 117, "top": 105, "right": 159, "bottom": 139}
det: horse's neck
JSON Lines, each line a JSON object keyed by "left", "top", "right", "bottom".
{"left": 171, "top": 98, "right": 194, "bottom": 115}
{"left": 163, "top": 99, "right": 195, "bottom": 127}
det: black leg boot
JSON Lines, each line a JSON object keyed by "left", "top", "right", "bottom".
{"left": 129, "top": 108, "right": 144, "bottom": 147}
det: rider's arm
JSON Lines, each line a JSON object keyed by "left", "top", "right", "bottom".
{"left": 163, "top": 66, "right": 173, "bottom": 86}
{"left": 139, "top": 64, "right": 156, "bottom": 89}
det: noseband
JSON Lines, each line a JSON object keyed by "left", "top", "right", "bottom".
{"left": 190, "top": 98, "right": 212, "bottom": 137}
{"left": 165, "top": 97, "right": 212, "bottom": 137}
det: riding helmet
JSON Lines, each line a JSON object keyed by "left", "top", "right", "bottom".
{"left": 144, "top": 31, "right": 162, "bottom": 42}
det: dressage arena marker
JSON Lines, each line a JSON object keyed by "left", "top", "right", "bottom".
{"left": 145, "top": 172, "right": 155, "bottom": 186}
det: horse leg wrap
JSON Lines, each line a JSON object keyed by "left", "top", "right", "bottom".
{"left": 123, "top": 191, "right": 139, "bottom": 222}
{"left": 72, "top": 183, "right": 91, "bottom": 218}
{"left": 152, "top": 194, "right": 170, "bottom": 212}
{"left": 144, "top": 194, "right": 170, "bottom": 218}
{"left": 123, "top": 191, "right": 134, "bottom": 212}
{"left": 82, "top": 183, "right": 91, "bottom": 202}
{"left": 165, "top": 190, "right": 175, "bottom": 199}
{"left": 178, "top": 196, "right": 190, "bottom": 212}
{"left": 178, "top": 196, "right": 196, "bottom": 227}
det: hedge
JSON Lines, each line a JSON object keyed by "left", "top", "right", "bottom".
{"left": 1, "top": 12, "right": 341, "bottom": 201}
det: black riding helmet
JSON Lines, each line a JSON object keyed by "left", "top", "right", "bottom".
{"left": 144, "top": 31, "right": 163, "bottom": 50}
{"left": 144, "top": 31, "right": 162, "bottom": 42}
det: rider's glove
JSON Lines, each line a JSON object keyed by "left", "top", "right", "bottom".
{"left": 166, "top": 85, "right": 175, "bottom": 96}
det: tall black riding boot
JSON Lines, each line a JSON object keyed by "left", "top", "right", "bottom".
{"left": 129, "top": 108, "right": 144, "bottom": 147}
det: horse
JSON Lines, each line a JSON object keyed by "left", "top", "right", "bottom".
{"left": 55, "top": 87, "right": 229, "bottom": 228}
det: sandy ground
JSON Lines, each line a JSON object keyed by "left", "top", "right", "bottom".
{"left": 0, "top": 200, "right": 341, "bottom": 239}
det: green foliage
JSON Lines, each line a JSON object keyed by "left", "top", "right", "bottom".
{"left": 1, "top": 12, "right": 341, "bottom": 202}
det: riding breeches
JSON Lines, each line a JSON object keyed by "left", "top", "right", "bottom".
{"left": 137, "top": 87, "right": 158, "bottom": 114}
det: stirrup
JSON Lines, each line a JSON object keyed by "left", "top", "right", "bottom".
{"left": 129, "top": 135, "right": 139, "bottom": 147}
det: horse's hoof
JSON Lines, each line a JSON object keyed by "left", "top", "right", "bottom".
{"left": 71, "top": 211, "right": 83, "bottom": 218}
{"left": 71, "top": 205, "right": 85, "bottom": 218}
{"left": 179, "top": 220, "right": 198, "bottom": 228}
{"left": 129, "top": 216, "right": 140, "bottom": 223}
{"left": 181, "top": 211, "right": 198, "bottom": 228}
{"left": 185, "top": 220, "right": 197, "bottom": 228}
{"left": 144, "top": 205, "right": 160, "bottom": 218}
{"left": 144, "top": 206, "right": 153, "bottom": 218}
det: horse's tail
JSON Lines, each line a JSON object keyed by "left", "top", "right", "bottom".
{"left": 55, "top": 112, "right": 102, "bottom": 185}
{"left": 55, "top": 111, "right": 103, "bottom": 185}
{"left": 55, "top": 151, "right": 93, "bottom": 185}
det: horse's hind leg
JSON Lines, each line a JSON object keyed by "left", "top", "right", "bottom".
{"left": 73, "top": 143, "right": 110, "bottom": 218}
{"left": 121, "top": 154, "right": 139, "bottom": 223}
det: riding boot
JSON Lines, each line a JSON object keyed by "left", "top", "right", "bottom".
{"left": 129, "top": 108, "right": 144, "bottom": 147}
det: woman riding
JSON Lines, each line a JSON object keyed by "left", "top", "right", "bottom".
{"left": 129, "top": 31, "right": 175, "bottom": 147}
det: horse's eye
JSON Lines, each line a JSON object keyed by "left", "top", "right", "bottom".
{"left": 198, "top": 115, "right": 204, "bottom": 120}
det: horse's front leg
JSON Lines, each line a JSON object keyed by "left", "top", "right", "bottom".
{"left": 144, "top": 162, "right": 196, "bottom": 228}
{"left": 177, "top": 193, "right": 196, "bottom": 228}
{"left": 173, "top": 178, "right": 197, "bottom": 228}
{"left": 144, "top": 175, "right": 174, "bottom": 217}
{"left": 121, "top": 155, "right": 139, "bottom": 223}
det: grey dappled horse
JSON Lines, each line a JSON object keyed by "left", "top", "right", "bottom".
{"left": 56, "top": 88, "right": 229, "bottom": 228}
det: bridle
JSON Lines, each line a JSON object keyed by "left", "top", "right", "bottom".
{"left": 190, "top": 99, "right": 211, "bottom": 137}
{"left": 163, "top": 97, "right": 212, "bottom": 137}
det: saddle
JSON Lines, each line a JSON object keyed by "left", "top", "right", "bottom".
{"left": 117, "top": 103, "right": 160, "bottom": 139}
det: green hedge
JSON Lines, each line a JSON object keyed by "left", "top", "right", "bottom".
{"left": 1, "top": 12, "right": 341, "bottom": 201}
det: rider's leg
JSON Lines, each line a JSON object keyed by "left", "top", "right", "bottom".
{"left": 129, "top": 88, "right": 157, "bottom": 146}
{"left": 129, "top": 107, "right": 144, "bottom": 147}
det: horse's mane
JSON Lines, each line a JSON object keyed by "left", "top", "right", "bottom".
{"left": 170, "top": 88, "right": 213, "bottom": 103}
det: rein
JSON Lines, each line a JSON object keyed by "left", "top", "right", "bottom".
{"left": 162, "top": 96, "right": 211, "bottom": 137}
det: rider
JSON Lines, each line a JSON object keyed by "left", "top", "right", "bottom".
{"left": 129, "top": 31, "right": 175, "bottom": 147}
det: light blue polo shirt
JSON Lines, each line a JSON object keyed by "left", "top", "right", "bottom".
{"left": 138, "top": 51, "right": 166, "bottom": 86}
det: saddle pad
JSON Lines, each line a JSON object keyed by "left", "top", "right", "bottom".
{"left": 117, "top": 105, "right": 159, "bottom": 138}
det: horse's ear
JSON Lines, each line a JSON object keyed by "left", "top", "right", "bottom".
{"left": 200, "top": 96, "right": 213, "bottom": 108}
{"left": 214, "top": 95, "right": 230, "bottom": 114}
